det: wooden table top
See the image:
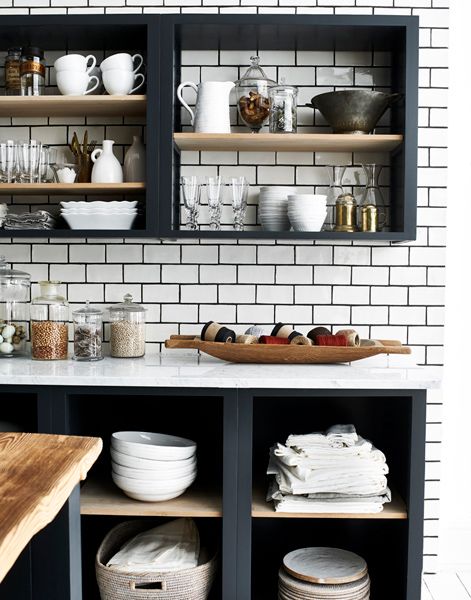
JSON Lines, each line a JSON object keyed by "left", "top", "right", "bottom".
{"left": 0, "top": 432, "right": 102, "bottom": 583}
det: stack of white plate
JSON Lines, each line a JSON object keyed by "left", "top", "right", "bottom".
{"left": 60, "top": 201, "right": 138, "bottom": 230}
{"left": 287, "top": 194, "right": 327, "bottom": 232}
{"left": 111, "top": 431, "right": 197, "bottom": 502}
{"left": 258, "top": 186, "right": 296, "bottom": 231}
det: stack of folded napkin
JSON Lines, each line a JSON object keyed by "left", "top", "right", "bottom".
{"left": 3, "top": 209, "right": 56, "bottom": 230}
{"left": 267, "top": 424, "right": 391, "bottom": 513}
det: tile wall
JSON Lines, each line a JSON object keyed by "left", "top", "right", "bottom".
{"left": 0, "top": 0, "right": 447, "bottom": 573}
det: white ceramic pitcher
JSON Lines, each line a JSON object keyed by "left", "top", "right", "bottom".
{"left": 177, "top": 81, "right": 235, "bottom": 133}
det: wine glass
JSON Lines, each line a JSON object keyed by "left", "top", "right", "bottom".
{"left": 206, "top": 176, "right": 223, "bottom": 231}
{"left": 229, "top": 177, "right": 249, "bottom": 231}
{"left": 181, "top": 176, "right": 201, "bottom": 230}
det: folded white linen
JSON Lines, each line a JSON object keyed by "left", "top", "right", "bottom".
{"left": 286, "top": 424, "right": 358, "bottom": 450}
{"left": 273, "top": 441, "right": 387, "bottom": 470}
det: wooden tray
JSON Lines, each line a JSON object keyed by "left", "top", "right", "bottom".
{"left": 165, "top": 335, "right": 411, "bottom": 364}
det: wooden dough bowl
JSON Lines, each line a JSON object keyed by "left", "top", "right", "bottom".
{"left": 165, "top": 335, "right": 411, "bottom": 365}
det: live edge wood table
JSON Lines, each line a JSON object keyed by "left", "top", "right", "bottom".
{"left": 0, "top": 355, "right": 440, "bottom": 600}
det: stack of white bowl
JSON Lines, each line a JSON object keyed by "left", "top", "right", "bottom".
{"left": 61, "top": 200, "right": 138, "bottom": 230}
{"left": 258, "top": 186, "right": 296, "bottom": 231}
{"left": 111, "top": 431, "right": 197, "bottom": 502}
{"left": 287, "top": 194, "right": 327, "bottom": 232}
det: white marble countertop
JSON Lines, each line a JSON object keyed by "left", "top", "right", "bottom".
{"left": 0, "top": 352, "right": 441, "bottom": 390}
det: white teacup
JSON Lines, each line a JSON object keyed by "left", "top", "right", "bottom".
{"left": 103, "top": 70, "right": 145, "bottom": 95}
{"left": 57, "top": 71, "right": 100, "bottom": 96}
{"left": 54, "top": 53, "right": 97, "bottom": 74}
{"left": 100, "top": 52, "right": 144, "bottom": 74}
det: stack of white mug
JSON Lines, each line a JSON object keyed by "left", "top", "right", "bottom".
{"left": 55, "top": 52, "right": 145, "bottom": 96}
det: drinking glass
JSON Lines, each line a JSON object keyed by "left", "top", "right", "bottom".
{"left": 16, "top": 140, "right": 42, "bottom": 183}
{"left": 38, "top": 146, "right": 57, "bottom": 183}
{"left": 206, "top": 175, "right": 223, "bottom": 231}
{"left": 324, "top": 165, "right": 346, "bottom": 231}
{"left": 0, "top": 141, "right": 17, "bottom": 183}
{"left": 229, "top": 176, "right": 249, "bottom": 231}
{"left": 181, "top": 176, "right": 201, "bottom": 230}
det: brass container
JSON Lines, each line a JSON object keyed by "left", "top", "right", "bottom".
{"left": 334, "top": 193, "right": 357, "bottom": 232}
{"left": 360, "top": 205, "right": 378, "bottom": 232}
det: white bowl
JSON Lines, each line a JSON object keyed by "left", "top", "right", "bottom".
{"left": 111, "top": 431, "right": 197, "bottom": 461}
{"left": 110, "top": 447, "right": 196, "bottom": 470}
{"left": 60, "top": 200, "right": 138, "bottom": 208}
{"left": 63, "top": 213, "right": 137, "bottom": 230}
{"left": 61, "top": 210, "right": 138, "bottom": 216}
{"left": 112, "top": 470, "right": 196, "bottom": 502}
{"left": 112, "top": 461, "right": 196, "bottom": 481}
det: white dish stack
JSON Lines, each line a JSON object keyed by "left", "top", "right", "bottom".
{"left": 287, "top": 194, "right": 327, "bottom": 232}
{"left": 60, "top": 200, "right": 138, "bottom": 230}
{"left": 111, "top": 431, "right": 197, "bottom": 502}
{"left": 258, "top": 186, "right": 296, "bottom": 231}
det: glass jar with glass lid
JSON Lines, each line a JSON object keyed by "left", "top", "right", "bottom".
{"left": 73, "top": 302, "right": 103, "bottom": 362}
{"left": 30, "top": 281, "right": 69, "bottom": 360}
{"left": 0, "top": 257, "right": 30, "bottom": 358}
{"left": 108, "top": 293, "right": 146, "bottom": 358}
{"left": 235, "top": 56, "right": 276, "bottom": 133}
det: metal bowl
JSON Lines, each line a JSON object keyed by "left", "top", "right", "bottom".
{"left": 305, "top": 90, "right": 402, "bottom": 134}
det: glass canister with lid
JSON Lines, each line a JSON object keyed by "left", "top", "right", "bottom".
{"left": 235, "top": 56, "right": 277, "bottom": 133}
{"left": 0, "top": 257, "right": 30, "bottom": 357}
{"left": 73, "top": 302, "right": 103, "bottom": 362}
{"left": 108, "top": 294, "right": 146, "bottom": 358}
{"left": 30, "top": 281, "right": 69, "bottom": 360}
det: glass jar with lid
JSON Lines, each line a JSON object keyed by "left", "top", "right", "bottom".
{"left": 235, "top": 56, "right": 276, "bottom": 133}
{"left": 5, "top": 47, "right": 22, "bottom": 96}
{"left": 0, "top": 257, "right": 30, "bottom": 358}
{"left": 108, "top": 294, "right": 146, "bottom": 358}
{"left": 20, "top": 46, "right": 45, "bottom": 96}
{"left": 73, "top": 302, "right": 103, "bottom": 362}
{"left": 269, "top": 84, "right": 298, "bottom": 133}
{"left": 30, "top": 281, "right": 69, "bottom": 360}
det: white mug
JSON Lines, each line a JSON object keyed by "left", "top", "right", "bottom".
{"left": 57, "top": 71, "right": 100, "bottom": 96}
{"left": 100, "top": 53, "right": 144, "bottom": 74}
{"left": 103, "top": 70, "right": 145, "bottom": 95}
{"left": 54, "top": 54, "right": 97, "bottom": 74}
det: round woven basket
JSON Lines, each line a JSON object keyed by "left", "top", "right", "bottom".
{"left": 278, "top": 568, "right": 370, "bottom": 600}
{"left": 96, "top": 520, "right": 218, "bottom": 600}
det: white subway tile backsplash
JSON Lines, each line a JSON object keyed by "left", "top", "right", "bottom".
{"left": 314, "top": 305, "right": 351, "bottom": 324}
{"left": 162, "top": 264, "right": 198, "bottom": 283}
{"left": 144, "top": 284, "right": 180, "bottom": 302}
{"left": 333, "top": 286, "right": 369, "bottom": 305}
{"left": 200, "top": 264, "right": 236, "bottom": 283}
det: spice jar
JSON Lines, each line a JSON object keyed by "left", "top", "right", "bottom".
{"left": 5, "top": 48, "right": 22, "bottom": 96}
{"left": 20, "top": 47, "right": 45, "bottom": 96}
{"left": 235, "top": 56, "right": 276, "bottom": 133}
{"left": 269, "top": 84, "right": 298, "bottom": 133}
{"left": 30, "top": 281, "right": 69, "bottom": 360}
{"left": 73, "top": 302, "right": 103, "bottom": 362}
{"left": 0, "top": 257, "right": 30, "bottom": 357}
{"left": 108, "top": 294, "right": 146, "bottom": 358}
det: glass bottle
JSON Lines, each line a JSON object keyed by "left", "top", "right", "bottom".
{"left": 235, "top": 56, "right": 276, "bottom": 133}
{"left": 0, "top": 257, "right": 30, "bottom": 358}
{"left": 324, "top": 165, "right": 347, "bottom": 231}
{"left": 5, "top": 48, "right": 22, "bottom": 96}
{"left": 268, "top": 84, "right": 298, "bottom": 133}
{"left": 73, "top": 302, "right": 103, "bottom": 362}
{"left": 108, "top": 294, "right": 146, "bottom": 358}
{"left": 20, "top": 47, "right": 45, "bottom": 96}
{"left": 30, "top": 281, "right": 69, "bottom": 360}
{"left": 360, "top": 164, "right": 386, "bottom": 232}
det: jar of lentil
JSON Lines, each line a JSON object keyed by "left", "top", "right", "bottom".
{"left": 0, "top": 257, "right": 30, "bottom": 357}
{"left": 73, "top": 302, "right": 103, "bottom": 362}
{"left": 108, "top": 294, "right": 146, "bottom": 358}
{"left": 30, "top": 281, "right": 69, "bottom": 360}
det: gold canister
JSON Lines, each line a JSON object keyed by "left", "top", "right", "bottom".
{"left": 360, "top": 205, "right": 378, "bottom": 232}
{"left": 334, "top": 193, "right": 357, "bottom": 232}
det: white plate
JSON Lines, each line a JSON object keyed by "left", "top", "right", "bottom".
{"left": 110, "top": 447, "right": 196, "bottom": 471}
{"left": 111, "top": 431, "right": 197, "bottom": 460}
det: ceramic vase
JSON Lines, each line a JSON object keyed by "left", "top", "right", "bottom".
{"left": 124, "top": 136, "right": 146, "bottom": 182}
{"left": 91, "top": 140, "right": 123, "bottom": 184}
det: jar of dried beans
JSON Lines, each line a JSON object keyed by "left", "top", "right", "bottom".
{"left": 108, "top": 294, "right": 146, "bottom": 358}
{"left": 30, "top": 281, "right": 69, "bottom": 360}
{"left": 73, "top": 302, "right": 103, "bottom": 362}
{"left": 235, "top": 56, "right": 276, "bottom": 133}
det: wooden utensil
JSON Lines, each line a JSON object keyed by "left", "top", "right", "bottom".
{"left": 283, "top": 547, "right": 368, "bottom": 585}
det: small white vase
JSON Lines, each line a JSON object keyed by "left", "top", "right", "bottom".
{"left": 124, "top": 135, "right": 146, "bottom": 182}
{"left": 91, "top": 140, "right": 123, "bottom": 184}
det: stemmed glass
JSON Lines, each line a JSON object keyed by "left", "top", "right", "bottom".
{"left": 181, "top": 176, "right": 201, "bottom": 230}
{"left": 0, "top": 141, "right": 17, "bottom": 183}
{"left": 206, "top": 176, "right": 223, "bottom": 231}
{"left": 229, "top": 176, "right": 249, "bottom": 231}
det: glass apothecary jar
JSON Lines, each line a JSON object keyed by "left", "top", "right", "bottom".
{"left": 109, "top": 294, "right": 146, "bottom": 358}
{"left": 269, "top": 85, "right": 298, "bottom": 133}
{"left": 0, "top": 257, "right": 30, "bottom": 358}
{"left": 235, "top": 56, "right": 276, "bottom": 133}
{"left": 73, "top": 302, "right": 103, "bottom": 362}
{"left": 30, "top": 281, "right": 69, "bottom": 361}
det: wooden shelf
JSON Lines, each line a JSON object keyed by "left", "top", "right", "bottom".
{"left": 0, "top": 95, "right": 146, "bottom": 117}
{"left": 80, "top": 478, "right": 222, "bottom": 517}
{"left": 251, "top": 485, "right": 407, "bottom": 520}
{"left": 173, "top": 132, "right": 403, "bottom": 153}
{"left": 0, "top": 183, "right": 145, "bottom": 195}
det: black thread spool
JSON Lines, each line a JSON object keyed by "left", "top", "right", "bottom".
{"left": 271, "top": 322, "right": 303, "bottom": 342}
{"left": 201, "top": 321, "right": 235, "bottom": 343}
{"left": 307, "top": 326, "right": 332, "bottom": 344}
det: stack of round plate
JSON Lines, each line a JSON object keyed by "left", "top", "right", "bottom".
{"left": 279, "top": 547, "right": 370, "bottom": 600}
{"left": 287, "top": 194, "right": 327, "bottom": 232}
{"left": 258, "top": 186, "right": 296, "bottom": 231}
{"left": 111, "top": 431, "right": 197, "bottom": 502}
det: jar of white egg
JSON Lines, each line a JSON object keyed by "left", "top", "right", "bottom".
{"left": 0, "top": 257, "right": 30, "bottom": 357}
{"left": 108, "top": 294, "right": 146, "bottom": 358}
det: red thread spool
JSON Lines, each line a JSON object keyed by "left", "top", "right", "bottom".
{"left": 316, "top": 335, "right": 348, "bottom": 346}
{"left": 259, "top": 335, "right": 290, "bottom": 345}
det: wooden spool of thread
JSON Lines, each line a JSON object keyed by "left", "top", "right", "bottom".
{"left": 236, "top": 334, "right": 258, "bottom": 344}
{"left": 201, "top": 321, "right": 236, "bottom": 343}
{"left": 290, "top": 335, "right": 312, "bottom": 346}
{"left": 316, "top": 334, "right": 348, "bottom": 347}
{"left": 259, "top": 335, "right": 290, "bottom": 345}
{"left": 335, "top": 329, "right": 360, "bottom": 347}
{"left": 271, "top": 323, "right": 303, "bottom": 342}
{"left": 307, "top": 326, "right": 331, "bottom": 344}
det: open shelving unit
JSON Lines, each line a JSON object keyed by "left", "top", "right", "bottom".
{"left": 0, "top": 183, "right": 145, "bottom": 195}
